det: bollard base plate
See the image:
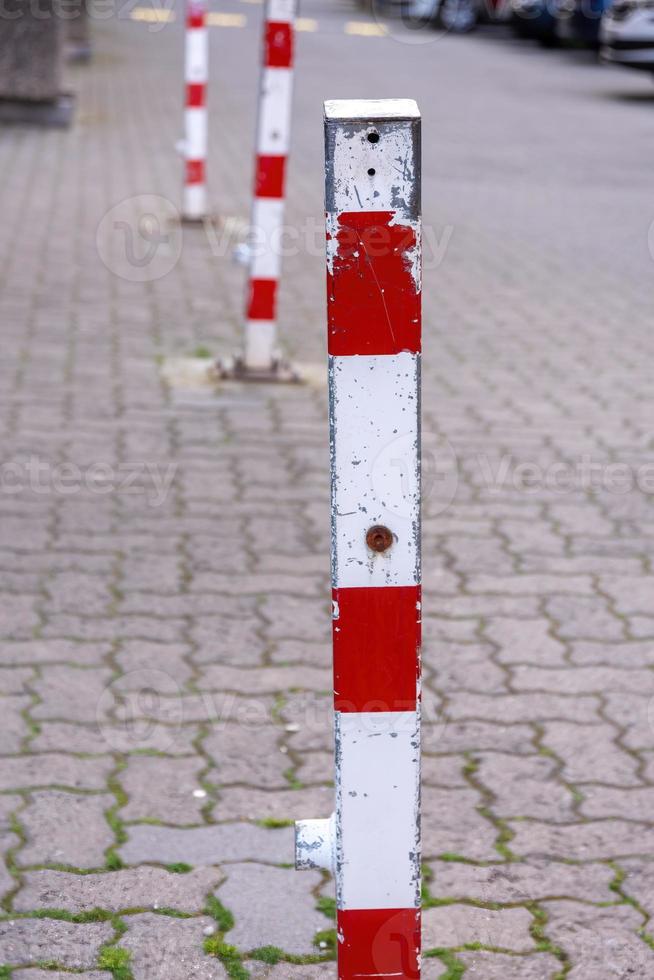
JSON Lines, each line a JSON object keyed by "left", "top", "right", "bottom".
{"left": 214, "top": 355, "right": 303, "bottom": 384}
{"left": 0, "top": 93, "right": 75, "bottom": 128}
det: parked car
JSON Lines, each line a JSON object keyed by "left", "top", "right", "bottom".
{"left": 403, "top": 0, "right": 479, "bottom": 32}
{"left": 555, "top": 0, "right": 614, "bottom": 44}
{"left": 601, "top": 0, "right": 654, "bottom": 70}
{"left": 511, "top": 0, "right": 560, "bottom": 43}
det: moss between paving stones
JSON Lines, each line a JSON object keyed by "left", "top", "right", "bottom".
{"left": 316, "top": 896, "right": 335, "bottom": 920}
{"left": 202, "top": 888, "right": 336, "bottom": 975}
{"left": 205, "top": 896, "right": 234, "bottom": 933}
{"left": 204, "top": 939, "right": 249, "bottom": 980}
{"left": 97, "top": 943, "right": 133, "bottom": 980}
{"left": 424, "top": 949, "right": 466, "bottom": 978}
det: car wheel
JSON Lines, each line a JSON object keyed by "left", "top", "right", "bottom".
{"left": 437, "top": 0, "right": 478, "bottom": 32}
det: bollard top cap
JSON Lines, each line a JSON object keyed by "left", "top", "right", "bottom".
{"left": 324, "top": 99, "right": 420, "bottom": 122}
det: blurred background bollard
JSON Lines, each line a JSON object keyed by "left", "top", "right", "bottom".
{"left": 296, "top": 99, "right": 422, "bottom": 980}
{"left": 66, "top": 0, "right": 93, "bottom": 63}
{"left": 219, "top": 0, "right": 299, "bottom": 380}
{"left": 182, "top": 0, "right": 209, "bottom": 222}
{"left": 0, "top": 0, "right": 74, "bottom": 126}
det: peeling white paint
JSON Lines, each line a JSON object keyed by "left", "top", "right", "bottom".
{"left": 330, "top": 352, "right": 420, "bottom": 589}
{"left": 389, "top": 212, "right": 422, "bottom": 294}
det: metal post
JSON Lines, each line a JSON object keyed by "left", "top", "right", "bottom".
{"left": 182, "top": 0, "right": 209, "bottom": 222}
{"left": 296, "top": 99, "right": 422, "bottom": 979}
{"left": 242, "top": 0, "right": 297, "bottom": 377}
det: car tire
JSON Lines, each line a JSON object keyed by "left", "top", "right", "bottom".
{"left": 437, "top": 0, "right": 478, "bottom": 32}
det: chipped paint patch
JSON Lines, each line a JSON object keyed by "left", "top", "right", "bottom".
{"left": 327, "top": 211, "right": 421, "bottom": 355}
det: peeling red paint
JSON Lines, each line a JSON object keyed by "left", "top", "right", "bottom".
{"left": 327, "top": 210, "right": 421, "bottom": 357}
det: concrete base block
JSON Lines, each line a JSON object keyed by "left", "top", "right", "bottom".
{"left": 0, "top": 93, "right": 75, "bottom": 128}
{"left": 0, "top": 0, "right": 65, "bottom": 102}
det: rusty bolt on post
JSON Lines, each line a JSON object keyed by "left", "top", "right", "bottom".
{"left": 366, "top": 524, "right": 393, "bottom": 553}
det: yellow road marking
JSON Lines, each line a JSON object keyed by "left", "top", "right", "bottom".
{"left": 344, "top": 20, "right": 388, "bottom": 36}
{"left": 129, "top": 6, "right": 175, "bottom": 22}
{"left": 207, "top": 12, "right": 247, "bottom": 26}
{"left": 296, "top": 16, "right": 318, "bottom": 31}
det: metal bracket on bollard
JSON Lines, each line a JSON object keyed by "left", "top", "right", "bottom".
{"left": 296, "top": 99, "right": 423, "bottom": 979}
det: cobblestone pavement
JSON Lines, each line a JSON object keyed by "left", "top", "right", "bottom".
{"left": 1, "top": 0, "right": 654, "bottom": 977}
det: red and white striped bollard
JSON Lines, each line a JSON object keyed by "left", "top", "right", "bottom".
{"left": 296, "top": 99, "right": 422, "bottom": 979}
{"left": 242, "top": 0, "right": 297, "bottom": 376}
{"left": 183, "top": 0, "right": 208, "bottom": 222}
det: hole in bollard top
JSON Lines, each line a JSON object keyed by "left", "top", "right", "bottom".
{"left": 367, "top": 168, "right": 376, "bottom": 176}
{"left": 367, "top": 131, "right": 380, "bottom": 143}
{"left": 366, "top": 525, "right": 393, "bottom": 553}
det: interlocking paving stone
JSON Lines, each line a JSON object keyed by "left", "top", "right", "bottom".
{"left": 0, "top": 832, "right": 18, "bottom": 899}
{"left": 0, "top": 919, "right": 113, "bottom": 969}
{"left": 511, "top": 664, "right": 654, "bottom": 695}
{"left": 476, "top": 753, "right": 577, "bottom": 822}
{"left": 540, "top": 721, "right": 642, "bottom": 786}
{"left": 445, "top": 692, "right": 602, "bottom": 724}
{"left": 216, "top": 864, "right": 326, "bottom": 955}
{"left": 570, "top": 640, "right": 654, "bottom": 667}
{"left": 0, "top": 795, "right": 22, "bottom": 829}
{"left": 0, "top": 756, "right": 114, "bottom": 792}
{"left": 120, "top": 755, "right": 207, "bottom": 824}
{"left": 119, "top": 913, "right": 228, "bottom": 979}
{"left": 620, "top": 860, "right": 654, "bottom": 917}
{"left": 454, "top": 951, "right": 562, "bottom": 978}
{"left": 31, "top": 666, "right": 115, "bottom": 723}
{"left": 28, "top": 721, "right": 199, "bottom": 756}
{"left": 0, "top": 668, "right": 36, "bottom": 693}
{"left": 119, "top": 823, "right": 293, "bottom": 866}
{"left": 247, "top": 965, "right": 334, "bottom": 979}
{"left": 509, "top": 821, "right": 654, "bottom": 861}
{"left": 214, "top": 786, "right": 334, "bottom": 823}
{"left": 14, "top": 866, "right": 223, "bottom": 914}
{"left": 546, "top": 596, "right": 626, "bottom": 641}
{"left": 115, "top": 641, "right": 194, "bottom": 689}
{"left": 424, "top": 720, "right": 536, "bottom": 755}
{"left": 203, "top": 723, "right": 290, "bottom": 789}
{"left": 422, "top": 904, "right": 536, "bottom": 952}
{"left": 542, "top": 901, "right": 654, "bottom": 978}
{"left": 17, "top": 791, "right": 116, "bottom": 868}
{"left": 0, "top": 641, "right": 112, "bottom": 666}
{"left": 197, "top": 663, "right": 332, "bottom": 695}
{"left": 430, "top": 646, "right": 507, "bottom": 693}
{"left": 580, "top": 785, "right": 654, "bottom": 821}
{"left": 422, "top": 787, "right": 498, "bottom": 862}
{"left": 427, "top": 859, "right": 616, "bottom": 904}
{"left": 602, "top": 691, "right": 653, "bottom": 751}
{"left": 1, "top": 695, "right": 32, "bottom": 752}
{"left": 15, "top": 972, "right": 110, "bottom": 980}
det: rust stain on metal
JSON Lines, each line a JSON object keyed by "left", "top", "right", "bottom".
{"left": 366, "top": 524, "right": 393, "bottom": 553}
